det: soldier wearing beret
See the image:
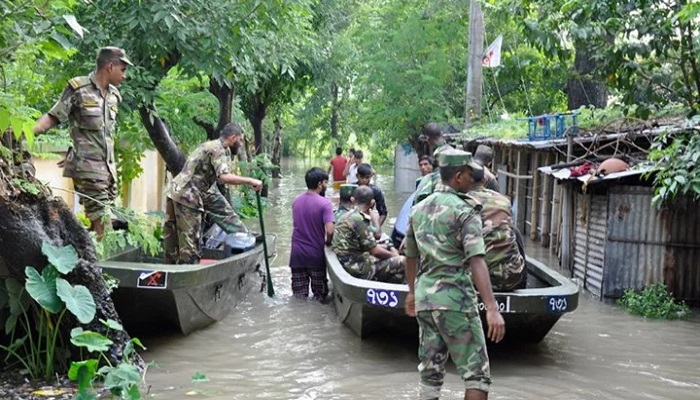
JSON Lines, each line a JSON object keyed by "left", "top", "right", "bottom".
{"left": 33, "top": 47, "right": 133, "bottom": 239}
{"left": 404, "top": 148, "right": 505, "bottom": 400}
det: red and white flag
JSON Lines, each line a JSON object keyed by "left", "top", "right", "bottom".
{"left": 482, "top": 34, "right": 503, "bottom": 68}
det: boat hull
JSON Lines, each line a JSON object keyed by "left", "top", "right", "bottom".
{"left": 326, "top": 247, "right": 579, "bottom": 343}
{"left": 100, "top": 236, "right": 274, "bottom": 335}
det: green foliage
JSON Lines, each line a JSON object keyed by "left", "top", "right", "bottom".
{"left": 11, "top": 177, "right": 43, "bottom": 195}
{"left": 96, "top": 210, "right": 162, "bottom": 261}
{"left": 647, "top": 118, "right": 700, "bottom": 206}
{"left": 618, "top": 282, "right": 691, "bottom": 319}
{"left": 69, "top": 321, "right": 146, "bottom": 399}
{"left": 0, "top": 242, "right": 95, "bottom": 380}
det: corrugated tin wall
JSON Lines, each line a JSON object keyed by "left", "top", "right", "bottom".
{"left": 573, "top": 192, "right": 608, "bottom": 298}
{"left": 605, "top": 186, "right": 700, "bottom": 305}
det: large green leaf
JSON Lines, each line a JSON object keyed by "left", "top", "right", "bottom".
{"left": 100, "top": 318, "right": 124, "bottom": 331}
{"left": 56, "top": 279, "right": 95, "bottom": 324}
{"left": 70, "top": 329, "right": 113, "bottom": 353}
{"left": 68, "top": 359, "right": 99, "bottom": 381}
{"left": 42, "top": 242, "right": 79, "bottom": 274}
{"left": 5, "top": 278, "right": 29, "bottom": 316}
{"left": 25, "top": 266, "right": 63, "bottom": 314}
{"left": 104, "top": 363, "right": 141, "bottom": 391}
{"left": 123, "top": 338, "right": 146, "bottom": 360}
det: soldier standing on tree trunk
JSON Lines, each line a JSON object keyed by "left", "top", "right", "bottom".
{"left": 33, "top": 46, "right": 133, "bottom": 240}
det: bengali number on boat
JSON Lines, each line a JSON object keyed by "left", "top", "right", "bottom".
{"left": 366, "top": 288, "right": 399, "bottom": 308}
{"left": 546, "top": 296, "right": 568, "bottom": 313}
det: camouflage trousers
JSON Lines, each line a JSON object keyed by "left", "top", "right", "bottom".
{"left": 416, "top": 310, "right": 491, "bottom": 399}
{"left": 339, "top": 254, "right": 406, "bottom": 283}
{"left": 163, "top": 191, "right": 248, "bottom": 264}
{"left": 72, "top": 176, "right": 117, "bottom": 222}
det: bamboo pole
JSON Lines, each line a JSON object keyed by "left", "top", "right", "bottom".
{"left": 529, "top": 152, "right": 540, "bottom": 240}
{"left": 541, "top": 152, "right": 553, "bottom": 247}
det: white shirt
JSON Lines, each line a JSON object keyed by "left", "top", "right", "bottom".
{"left": 347, "top": 163, "right": 359, "bottom": 184}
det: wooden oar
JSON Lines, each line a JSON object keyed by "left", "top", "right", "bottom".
{"left": 256, "top": 192, "right": 275, "bottom": 297}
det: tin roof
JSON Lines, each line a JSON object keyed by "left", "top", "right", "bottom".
{"left": 538, "top": 163, "right": 655, "bottom": 185}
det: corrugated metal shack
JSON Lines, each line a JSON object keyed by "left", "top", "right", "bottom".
{"left": 462, "top": 120, "right": 700, "bottom": 306}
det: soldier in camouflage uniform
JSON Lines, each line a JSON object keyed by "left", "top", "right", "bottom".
{"left": 474, "top": 145, "right": 499, "bottom": 192}
{"left": 163, "top": 123, "right": 263, "bottom": 264}
{"left": 469, "top": 165, "right": 526, "bottom": 291}
{"left": 33, "top": 47, "right": 133, "bottom": 239}
{"left": 334, "top": 184, "right": 356, "bottom": 222}
{"left": 404, "top": 148, "right": 505, "bottom": 400}
{"left": 332, "top": 185, "right": 406, "bottom": 283}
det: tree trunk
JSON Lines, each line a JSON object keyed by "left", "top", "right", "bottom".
{"left": 210, "top": 77, "right": 235, "bottom": 138}
{"left": 330, "top": 83, "right": 340, "bottom": 142}
{"left": 465, "top": 0, "right": 484, "bottom": 128}
{"left": 567, "top": 44, "right": 608, "bottom": 109}
{"left": 247, "top": 93, "right": 268, "bottom": 155}
{"left": 138, "top": 105, "right": 186, "bottom": 177}
{"left": 271, "top": 117, "right": 282, "bottom": 178}
{"left": 0, "top": 130, "right": 141, "bottom": 367}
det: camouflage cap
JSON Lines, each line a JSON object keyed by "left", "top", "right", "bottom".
{"left": 98, "top": 46, "right": 133, "bottom": 66}
{"left": 437, "top": 148, "right": 483, "bottom": 171}
{"left": 474, "top": 144, "right": 494, "bottom": 164}
{"left": 339, "top": 184, "right": 358, "bottom": 199}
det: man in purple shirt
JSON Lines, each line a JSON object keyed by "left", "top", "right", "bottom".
{"left": 290, "top": 167, "right": 335, "bottom": 300}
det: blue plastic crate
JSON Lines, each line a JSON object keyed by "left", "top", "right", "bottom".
{"left": 525, "top": 112, "right": 578, "bottom": 141}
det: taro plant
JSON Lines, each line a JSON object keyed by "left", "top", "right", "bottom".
{"left": 0, "top": 242, "right": 96, "bottom": 380}
{"left": 69, "top": 318, "right": 146, "bottom": 400}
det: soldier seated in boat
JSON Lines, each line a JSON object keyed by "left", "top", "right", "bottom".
{"left": 332, "top": 186, "right": 406, "bottom": 283}
{"left": 468, "top": 163, "right": 526, "bottom": 291}
{"left": 356, "top": 163, "right": 388, "bottom": 234}
{"left": 334, "top": 184, "right": 357, "bottom": 223}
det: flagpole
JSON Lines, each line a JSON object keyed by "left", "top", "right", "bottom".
{"left": 465, "top": 0, "right": 484, "bottom": 130}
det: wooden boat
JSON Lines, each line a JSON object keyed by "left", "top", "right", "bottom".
{"left": 325, "top": 246, "right": 579, "bottom": 343}
{"left": 99, "top": 235, "right": 275, "bottom": 335}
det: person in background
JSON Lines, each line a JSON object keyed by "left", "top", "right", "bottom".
{"left": 474, "top": 144, "right": 499, "bottom": 192}
{"left": 414, "top": 123, "right": 453, "bottom": 205}
{"left": 335, "top": 184, "right": 357, "bottom": 222}
{"left": 356, "top": 163, "right": 388, "bottom": 232}
{"left": 419, "top": 155, "right": 436, "bottom": 176}
{"left": 333, "top": 186, "right": 406, "bottom": 283}
{"left": 289, "top": 167, "right": 335, "bottom": 301}
{"left": 33, "top": 46, "right": 133, "bottom": 239}
{"left": 416, "top": 155, "right": 437, "bottom": 189}
{"left": 469, "top": 164, "right": 526, "bottom": 291}
{"left": 343, "top": 149, "right": 363, "bottom": 184}
{"left": 404, "top": 148, "right": 505, "bottom": 400}
{"left": 328, "top": 146, "right": 348, "bottom": 191}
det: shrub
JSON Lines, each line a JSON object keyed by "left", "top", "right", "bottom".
{"left": 618, "top": 282, "right": 691, "bottom": 319}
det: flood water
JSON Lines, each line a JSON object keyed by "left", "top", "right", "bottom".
{"left": 141, "top": 158, "right": 700, "bottom": 400}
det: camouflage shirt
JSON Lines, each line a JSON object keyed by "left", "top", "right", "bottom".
{"left": 166, "top": 139, "right": 231, "bottom": 211}
{"left": 484, "top": 167, "right": 499, "bottom": 192}
{"left": 332, "top": 209, "right": 376, "bottom": 278}
{"left": 404, "top": 183, "right": 486, "bottom": 315}
{"left": 413, "top": 141, "right": 453, "bottom": 205}
{"left": 48, "top": 73, "right": 121, "bottom": 181}
{"left": 469, "top": 185, "right": 525, "bottom": 290}
{"left": 334, "top": 203, "right": 352, "bottom": 223}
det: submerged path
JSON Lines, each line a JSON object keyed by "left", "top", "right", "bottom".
{"left": 141, "top": 159, "right": 699, "bottom": 400}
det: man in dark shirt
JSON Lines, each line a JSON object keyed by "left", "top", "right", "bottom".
{"left": 356, "top": 163, "right": 388, "bottom": 230}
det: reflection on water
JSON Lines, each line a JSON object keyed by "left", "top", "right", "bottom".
{"left": 141, "top": 158, "right": 699, "bottom": 400}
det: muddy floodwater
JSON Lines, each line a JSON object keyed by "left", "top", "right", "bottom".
{"left": 141, "top": 159, "right": 699, "bottom": 400}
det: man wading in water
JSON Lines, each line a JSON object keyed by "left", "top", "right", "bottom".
{"left": 405, "top": 148, "right": 505, "bottom": 400}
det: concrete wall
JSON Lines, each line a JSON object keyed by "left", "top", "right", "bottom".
{"left": 34, "top": 150, "right": 166, "bottom": 214}
{"left": 394, "top": 143, "right": 420, "bottom": 193}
